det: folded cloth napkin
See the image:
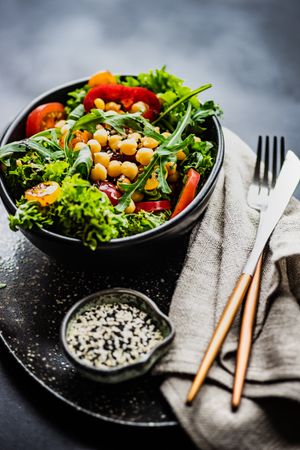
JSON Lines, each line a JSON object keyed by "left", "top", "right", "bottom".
{"left": 156, "top": 128, "right": 300, "bottom": 450}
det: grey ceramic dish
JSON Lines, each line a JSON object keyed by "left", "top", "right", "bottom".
{"left": 60, "top": 288, "right": 175, "bottom": 383}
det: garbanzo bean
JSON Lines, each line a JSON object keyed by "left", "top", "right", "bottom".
{"left": 176, "top": 150, "right": 186, "bottom": 161}
{"left": 121, "top": 161, "right": 138, "bottom": 180}
{"left": 125, "top": 199, "right": 136, "bottom": 214}
{"left": 87, "top": 139, "right": 101, "bottom": 154}
{"left": 136, "top": 148, "right": 154, "bottom": 166}
{"left": 94, "top": 98, "right": 105, "bottom": 110}
{"left": 131, "top": 191, "right": 144, "bottom": 202}
{"left": 140, "top": 136, "right": 159, "bottom": 149}
{"left": 105, "top": 102, "right": 121, "bottom": 112}
{"left": 74, "top": 142, "right": 87, "bottom": 152}
{"left": 145, "top": 172, "right": 159, "bottom": 190}
{"left": 108, "top": 135, "right": 122, "bottom": 151}
{"left": 94, "top": 128, "right": 108, "bottom": 146}
{"left": 119, "top": 138, "right": 138, "bottom": 156}
{"left": 107, "top": 160, "right": 123, "bottom": 177}
{"left": 130, "top": 101, "right": 148, "bottom": 113}
{"left": 117, "top": 176, "right": 131, "bottom": 191}
{"left": 93, "top": 152, "right": 111, "bottom": 167}
{"left": 90, "top": 163, "right": 107, "bottom": 182}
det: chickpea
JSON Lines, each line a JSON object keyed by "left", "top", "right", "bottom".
{"left": 107, "top": 160, "right": 123, "bottom": 178}
{"left": 130, "top": 101, "right": 149, "bottom": 113}
{"left": 117, "top": 176, "right": 131, "bottom": 191}
{"left": 61, "top": 124, "right": 71, "bottom": 135}
{"left": 136, "top": 148, "right": 154, "bottom": 166}
{"left": 87, "top": 139, "right": 101, "bottom": 154}
{"left": 128, "top": 132, "right": 141, "bottom": 141}
{"left": 132, "top": 191, "right": 144, "bottom": 202}
{"left": 194, "top": 136, "right": 201, "bottom": 143}
{"left": 168, "top": 171, "right": 180, "bottom": 183}
{"left": 145, "top": 172, "right": 159, "bottom": 190}
{"left": 74, "top": 142, "right": 87, "bottom": 152}
{"left": 94, "top": 98, "right": 105, "bottom": 110}
{"left": 125, "top": 199, "right": 136, "bottom": 214}
{"left": 90, "top": 163, "right": 107, "bottom": 182}
{"left": 105, "top": 102, "right": 121, "bottom": 112}
{"left": 176, "top": 150, "right": 186, "bottom": 161}
{"left": 55, "top": 119, "right": 66, "bottom": 129}
{"left": 165, "top": 161, "right": 177, "bottom": 176}
{"left": 140, "top": 136, "right": 159, "bottom": 149}
{"left": 162, "top": 131, "right": 171, "bottom": 138}
{"left": 94, "top": 128, "right": 108, "bottom": 146}
{"left": 121, "top": 161, "right": 138, "bottom": 180}
{"left": 119, "top": 138, "right": 138, "bottom": 156}
{"left": 93, "top": 152, "right": 111, "bottom": 167}
{"left": 108, "top": 135, "right": 122, "bottom": 151}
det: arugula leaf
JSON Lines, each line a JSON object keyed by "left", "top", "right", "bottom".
{"left": 192, "top": 100, "right": 223, "bottom": 124}
{"left": 68, "top": 145, "right": 93, "bottom": 179}
{"left": 116, "top": 103, "right": 193, "bottom": 211}
{"left": 71, "top": 109, "right": 164, "bottom": 142}
{"left": 68, "top": 104, "right": 86, "bottom": 121}
{"left": 0, "top": 137, "right": 64, "bottom": 165}
{"left": 153, "top": 84, "right": 212, "bottom": 125}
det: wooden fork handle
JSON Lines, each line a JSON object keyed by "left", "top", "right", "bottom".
{"left": 232, "top": 254, "right": 263, "bottom": 410}
{"left": 186, "top": 273, "right": 252, "bottom": 405}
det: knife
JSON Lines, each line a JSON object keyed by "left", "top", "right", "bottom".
{"left": 186, "top": 150, "right": 300, "bottom": 405}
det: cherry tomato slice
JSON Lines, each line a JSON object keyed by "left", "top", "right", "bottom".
{"left": 26, "top": 102, "right": 65, "bottom": 137}
{"left": 95, "top": 181, "right": 121, "bottom": 206}
{"left": 171, "top": 168, "right": 200, "bottom": 218}
{"left": 135, "top": 200, "right": 171, "bottom": 213}
{"left": 24, "top": 181, "right": 61, "bottom": 207}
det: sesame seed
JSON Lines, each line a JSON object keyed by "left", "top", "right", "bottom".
{"left": 66, "top": 301, "right": 163, "bottom": 369}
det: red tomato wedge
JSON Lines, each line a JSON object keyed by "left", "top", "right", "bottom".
{"left": 171, "top": 169, "right": 200, "bottom": 218}
{"left": 26, "top": 102, "right": 65, "bottom": 137}
{"left": 83, "top": 85, "right": 161, "bottom": 121}
{"left": 135, "top": 200, "right": 171, "bottom": 213}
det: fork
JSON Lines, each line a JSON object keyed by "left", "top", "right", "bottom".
{"left": 231, "top": 136, "right": 286, "bottom": 409}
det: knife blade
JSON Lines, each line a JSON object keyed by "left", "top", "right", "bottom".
{"left": 243, "top": 150, "right": 300, "bottom": 275}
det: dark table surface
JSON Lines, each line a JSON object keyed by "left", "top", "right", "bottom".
{"left": 0, "top": 0, "right": 299, "bottom": 448}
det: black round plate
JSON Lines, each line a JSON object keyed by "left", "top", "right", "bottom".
{"left": 0, "top": 201, "right": 190, "bottom": 427}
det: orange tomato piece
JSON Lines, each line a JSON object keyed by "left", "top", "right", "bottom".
{"left": 70, "top": 130, "right": 92, "bottom": 149}
{"left": 25, "top": 181, "right": 61, "bottom": 207}
{"left": 88, "top": 70, "right": 117, "bottom": 87}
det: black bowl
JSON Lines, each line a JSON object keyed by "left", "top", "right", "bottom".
{"left": 0, "top": 77, "right": 224, "bottom": 266}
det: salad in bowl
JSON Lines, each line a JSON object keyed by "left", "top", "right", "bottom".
{"left": 0, "top": 67, "right": 222, "bottom": 251}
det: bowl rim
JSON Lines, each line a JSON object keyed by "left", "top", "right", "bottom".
{"left": 60, "top": 287, "right": 175, "bottom": 377}
{"left": 0, "top": 77, "right": 224, "bottom": 247}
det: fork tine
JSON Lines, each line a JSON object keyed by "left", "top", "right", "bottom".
{"left": 254, "top": 136, "right": 262, "bottom": 183}
{"left": 272, "top": 137, "right": 278, "bottom": 188}
{"left": 263, "top": 136, "right": 270, "bottom": 188}
{"left": 280, "top": 137, "right": 286, "bottom": 170}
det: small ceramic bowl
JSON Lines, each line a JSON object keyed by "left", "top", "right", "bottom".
{"left": 60, "top": 288, "right": 175, "bottom": 383}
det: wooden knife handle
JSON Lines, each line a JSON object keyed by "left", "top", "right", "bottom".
{"left": 186, "top": 273, "right": 252, "bottom": 405}
{"left": 232, "top": 254, "right": 263, "bottom": 410}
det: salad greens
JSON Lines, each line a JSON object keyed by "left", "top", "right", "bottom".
{"left": 0, "top": 67, "right": 221, "bottom": 250}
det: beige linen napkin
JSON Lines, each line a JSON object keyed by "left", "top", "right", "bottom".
{"left": 156, "top": 128, "right": 300, "bottom": 449}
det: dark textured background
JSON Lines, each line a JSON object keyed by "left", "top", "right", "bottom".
{"left": 0, "top": 0, "right": 299, "bottom": 448}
